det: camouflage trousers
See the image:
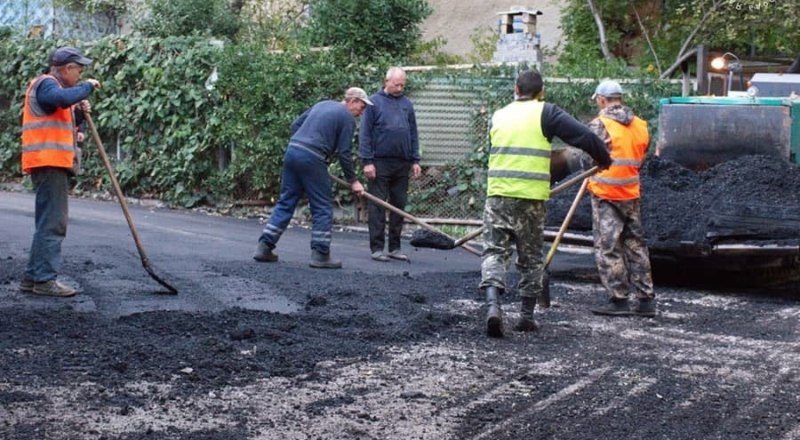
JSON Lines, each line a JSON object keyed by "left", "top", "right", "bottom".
{"left": 479, "top": 196, "right": 545, "bottom": 299}
{"left": 591, "top": 196, "right": 655, "bottom": 300}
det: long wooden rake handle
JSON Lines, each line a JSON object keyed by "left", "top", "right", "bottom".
{"left": 450, "top": 166, "right": 601, "bottom": 249}
{"left": 85, "top": 113, "right": 178, "bottom": 294}
{"left": 545, "top": 177, "right": 590, "bottom": 267}
{"left": 330, "top": 174, "right": 482, "bottom": 256}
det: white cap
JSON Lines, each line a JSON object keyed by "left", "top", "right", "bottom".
{"left": 344, "top": 87, "right": 374, "bottom": 106}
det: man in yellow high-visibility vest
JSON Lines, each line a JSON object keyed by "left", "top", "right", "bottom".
{"left": 480, "top": 70, "right": 612, "bottom": 338}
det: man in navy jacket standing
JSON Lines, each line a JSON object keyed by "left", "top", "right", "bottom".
{"left": 359, "top": 67, "right": 421, "bottom": 262}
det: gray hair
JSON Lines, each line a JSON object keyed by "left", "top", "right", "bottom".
{"left": 385, "top": 67, "right": 406, "bottom": 81}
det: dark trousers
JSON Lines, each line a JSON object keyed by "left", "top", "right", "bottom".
{"left": 367, "top": 158, "right": 411, "bottom": 253}
{"left": 25, "top": 167, "right": 70, "bottom": 282}
{"left": 259, "top": 147, "right": 334, "bottom": 254}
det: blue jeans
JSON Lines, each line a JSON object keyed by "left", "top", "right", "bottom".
{"left": 259, "top": 146, "right": 334, "bottom": 254}
{"left": 25, "top": 167, "right": 70, "bottom": 282}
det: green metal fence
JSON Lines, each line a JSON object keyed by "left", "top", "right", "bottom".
{"left": 401, "top": 71, "right": 683, "bottom": 223}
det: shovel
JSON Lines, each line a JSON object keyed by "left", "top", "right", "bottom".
{"left": 410, "top": 166, "right": 600, "bottom": 251}
{"left": 85, "top": 113, "right": 178, "bottom": 294}
{"left": 329, "top": 174, "right": 482, "bottom": 256}
{"left": 538, "top": 176, "right": 591, "bottom": 308}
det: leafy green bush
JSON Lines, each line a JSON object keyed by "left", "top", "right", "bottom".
{"left": 0, "top": 36, "right": 390, "bottom": 206}
{"left": 306, "top": 0, "right": 432, "bottom": 61}
{"left": 0, "top": 39, "right": 58, "bottom": 179}
{"left": 214, "top": 43, "right": 383, "bottom": 200}
{"left": 85, "top": 36, "right": 226, "bottom": 205}
{"left": 0, "top": 37, "right": 226, "bottom": 205}
{"left": 136, "top": 0, "right": 241, "bottom": 39}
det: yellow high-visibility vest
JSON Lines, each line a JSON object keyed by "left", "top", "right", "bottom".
{"left": 487, "top": 100, "right": 552, "bottom": 200}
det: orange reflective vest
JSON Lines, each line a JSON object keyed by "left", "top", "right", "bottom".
{"left": 587, "top": 115, "right": 649, "bottom": 201}
{"left": 21, "top": 74, "right": 75, "bottom": 174}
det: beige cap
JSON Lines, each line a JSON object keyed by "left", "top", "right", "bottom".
{"left": 344, "top": 87, "right": 374, "bottom": 106}
{"left": 592, "top": 80, "right": 624, "bottom": 99}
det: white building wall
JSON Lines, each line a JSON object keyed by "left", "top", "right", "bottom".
{"left": 420, "top": 1, "right": 566, "bottom": 63}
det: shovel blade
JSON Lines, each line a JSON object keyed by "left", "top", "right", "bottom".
{"left": 538, "top": 271, "right": 551, "bottom": 308}
{"left": 144, "top": 264, "right": 178, "bottom": 294}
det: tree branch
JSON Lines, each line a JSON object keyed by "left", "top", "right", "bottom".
{"left": 633, "top": 4, "right": 661, "bottom": 75}
{"left": 587, "top": 0, "right": 613, "bottom": 60}
{"left": 659, "top": 47, "right": 698, "bottom": 79}
{"left": 676, "top": 0, "right": 722, "bottom": 60}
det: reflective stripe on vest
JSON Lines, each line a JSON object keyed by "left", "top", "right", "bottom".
{"left": 588, "top": 115, "right": 649, "bottom": 200}
{"left": 487, "top": 100, "right": 552, "bottom": 200}
{"left": 21, "top": 75, "right": 75, "bottom": 174}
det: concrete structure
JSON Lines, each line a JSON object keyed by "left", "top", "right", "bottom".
{"left": 420, "top": 1, "right": 566, "bottom": 63}
{"left": 492, "top": 7, "right": 543, "bottom": 68}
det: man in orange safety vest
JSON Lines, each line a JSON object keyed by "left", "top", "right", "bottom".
{"left": 586, "top": 80, "right": 656, "bottom": 317}
{"left": 19, "top": 47, "right": 100, "bottom": 297}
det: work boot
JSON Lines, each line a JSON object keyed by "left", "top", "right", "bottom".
{"left": 513, "top": 296, "right": 538, "bottom": 332}
{"left": 31, "top": 280, "right": 77, "bottom": 297}
{"left": 633, "top": 297, "right": 657, "bottom": 317}
{"left": 590, "top": 297, "right": 632, "bottom": 316}
{"left": 371, "top": 251, "right": 390, "bottom": 262}
{"left": 19, "top": 278, "right": 34, "bottom": 292}
{"left": 387, "top": 250, "right": 409, "bottom": 261}
{"left": 485, "top": 286, "right": 504, "bottom": 338}
{"left": 309, "top": 250, "right": 342, "bottom": 269}
{"left": 253, "top": 242, "right": 278, "bottom": 262}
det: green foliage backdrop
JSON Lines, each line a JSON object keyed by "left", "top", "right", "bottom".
{"left": 557, "top": 0, "right": 799, "bottom": 78}
{"left": 0, "top": 37, "right": 384, "bottom": 206}
{"left": 0, "top": 35, "right": 679, "bottom": 211}
{"left": 306, "top": 0, "right": 432, "bottom": 61}
{"left": 214, "top": 44, "right": 382, "bottom": 201}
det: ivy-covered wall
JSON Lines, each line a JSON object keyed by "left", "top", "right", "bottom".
{"left": 0, "top": 36, "right": 382, "bottom": 207}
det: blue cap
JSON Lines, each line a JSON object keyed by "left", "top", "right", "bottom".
{"left": 592, "top": 80, "right": 624, "bottom": 99}
{"left": 50, "top": 47, "right": 93, "bottom": 66}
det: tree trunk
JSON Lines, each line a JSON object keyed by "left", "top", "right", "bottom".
{"left": 586, "top": 0, "right": 614, "bottom": 60}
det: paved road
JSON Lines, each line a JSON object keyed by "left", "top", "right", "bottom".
{"left": 0, "top": 190, "right": 599, "bottom": 318}
{"left": 1, "top": 191, "right": 498, "bottom": 315}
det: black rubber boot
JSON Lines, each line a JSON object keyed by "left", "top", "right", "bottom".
{"left": 633, "top": 297, "right": 657, "bottom": 317}
{"left": 591, "top": 297, "right": 632, "bottom": 316}
{"left": 253, "top": 242, "right": 278, "bottom": 262}
{"left": 513, "top": 296, "right": 538, "bottom": 332}
{"left": 309, "top": 250, "right": 342, "bottom": 269}
{"left": 485, "top": 286, "right": 504, "bottom": 338}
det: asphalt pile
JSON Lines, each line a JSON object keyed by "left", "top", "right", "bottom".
{"left": 545, "top": 155, "right": 800, "bottom": 251}
{"left": 410, "top": 229, "right": 456, "bottom": 249}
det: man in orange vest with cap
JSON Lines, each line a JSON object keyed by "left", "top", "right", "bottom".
{"left": 19, "top": 47, "right": 101, "bottom": 297}
{"left": 587, "top": 80, "right": 655, "bottom": 317}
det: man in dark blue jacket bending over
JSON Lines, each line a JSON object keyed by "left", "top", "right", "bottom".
{"left": 253, "top": 88, "right": 370, "bottom": 269}
{"left": 359, "top": 67, "right": 421, "bottom": 262}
